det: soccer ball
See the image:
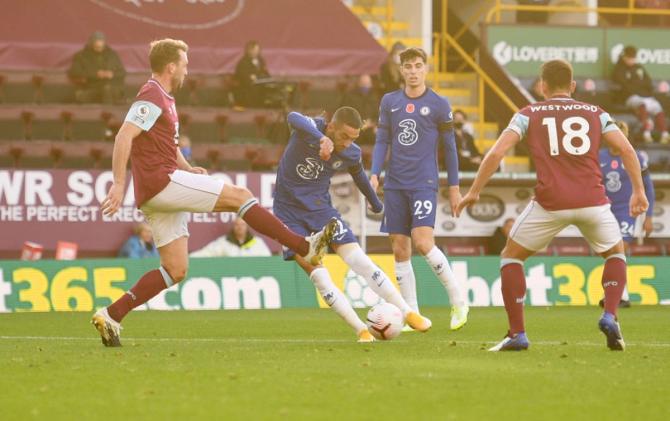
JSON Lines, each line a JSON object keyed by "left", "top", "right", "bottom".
{"left": 343, "top": 269, "right": 382, "bottom": 308}
{"left": 366, "top": 303, "right": 404, "bottom": 340}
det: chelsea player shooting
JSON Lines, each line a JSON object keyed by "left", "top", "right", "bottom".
{"left": 273, "top": 106, "right": 432, "bottom": 342}
{"left": 370, "top": 47, "right": 469, "bottom": 331}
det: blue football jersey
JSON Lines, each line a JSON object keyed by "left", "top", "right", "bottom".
{"left": 371, "top": 88, "right": 458, "bottom": 190}
{"left": 274, "top": 113, "right": 363, "bottom": 211}
{"left": 599, "top": 148, "right": 653, "bottom": 217}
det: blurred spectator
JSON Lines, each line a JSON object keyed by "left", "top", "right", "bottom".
{"left": 191, "top": 217, "right": 272, "bottom": 257}
{"left": 516, "top": 0, "right": 550, "bottom": 24}
{"left": 379, "top": 42, "right": 405, "bottom": 94}
{"left": 68, "top": 31, "right": 126, "bottom": 104}
{"left": 340, "top": 74, "right": 379, "bottom": 145}
{"left": 453, "top": 110, "right": 482, "bottom": 171}
{"left": 612, "top": 45, "right": 669, "bottom": 144}
{"left": 179, "top": 134, "right": 194, "bottom": 165}
{"left": 118, "top": 223, "right": 159, "bottom": 259}
{"left": 234, "top": 40, "right": 271, "bottom": 108}
{"left": 488, "top": 218, "right": 515, "bottom": 255}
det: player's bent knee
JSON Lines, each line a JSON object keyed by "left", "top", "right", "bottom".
{"left": 215, "top": 184, "right": 255, "bottom": 211}
{"left": 413, "top": 239, "right": 434, "bottom": 256}
{"left": 164, "top": 265, "right": 188, "bottom": 283}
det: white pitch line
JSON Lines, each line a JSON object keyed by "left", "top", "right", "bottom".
{"left": 1, "top": 335, "right": 669, "bottom": 347}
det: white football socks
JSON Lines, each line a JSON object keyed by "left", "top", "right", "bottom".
{"left": 394, "top": 259, "right": 419, "bottom": 313}
{"left": 310, "top": 268, "right": 366, "bottom": 333}
{"left": 340, "top": 246, "right": 412, "bottom": 314}
{"left": 424, "top": 246, "right": 465, "bottom": 307}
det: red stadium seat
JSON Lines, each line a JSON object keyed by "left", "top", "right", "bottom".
{"left": 253, "top": 114, "right": 268, "bottom": 138}
{"left": 215, "top": 113, "right": 229, "bottom": 142}
{"left": 298, "top": 80, "right": 312, "bottom": 109}
{"left": 444, "top": 244, "right": 485, "bottom": 256}
{"left": 247, "top": 144, "right": 283, "bottom": 171}
{"left": 31, "top": 74, "right": 44, "bottom": 103}
{"left": 629, "top": 243, "right": 664, "bottom": 256}
{"left": 533, "top": 246, "right": 555, "bottom": 256}
{"left": 60, "top": 110, "right": 73, "bottom": 141}
{"left": 20, "top": 110, "right": 34, "bottom": 140}
{"left": 554, "top": 243, "right": 591, "bottom": 256}
{"left": 0, "top": 73, "right": 5, "bottom": 102}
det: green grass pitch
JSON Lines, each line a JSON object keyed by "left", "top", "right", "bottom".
{"left": 1, "top": 306, "right": 668, "bottom": 420}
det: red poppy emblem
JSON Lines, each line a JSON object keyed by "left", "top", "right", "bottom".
{"left": 611, "top": 160, "right": 619, "bottom": 169}
{"left": 406, "top": 103, "right": 415, "bottom": 113}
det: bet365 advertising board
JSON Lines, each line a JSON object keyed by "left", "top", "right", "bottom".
{"left": 0, "top": 255, "right": 667, "bottom": 313}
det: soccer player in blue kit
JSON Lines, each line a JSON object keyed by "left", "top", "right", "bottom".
{"left": 273, "top": 106, "right": 432, "bottom": 342}
{"left": 599, "top": 120, "right": 655, "bottom": 307}
{"left": 370, "top": 47, "right": 469, "bottom": 330}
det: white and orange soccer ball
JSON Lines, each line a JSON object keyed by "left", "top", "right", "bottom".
{"left": 366, "top": 302, "right": 404, "bottom": 340}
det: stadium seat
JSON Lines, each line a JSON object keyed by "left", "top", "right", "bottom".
{"left": 253, "top": 114, "right": 268, "bottom": 138}
{"left": 629, "top": 243, "right": 665, "bottom": 256}
{"left": 215, "top": 113, "right": 229, "bottom": 142}
{"left": 31, "top": 74, "right": 44, "bottom": 103}
{"left": 20, "top": 110, "right": 34, "bottom": 140}
{"left": 60, "top": 110, "right": 73, "bottom": 140}
{"left": 554, "top": 243, "right": 591, "bottom": 256}
{"left": 533, "top": 246, "right": 555, "bottom": 256}
{"left": 0, "top": 74, "right": 5, "bottom": 102}
{"left": 444, "top": 244, "right": 485, "bottom": 256}
{"left": 298, "top": 80, "right": 312, "bottom": 109}
{"left": 246, "top": 144, "right": 284, "bottom": 171}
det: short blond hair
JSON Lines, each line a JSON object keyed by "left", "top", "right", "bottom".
{"left": 149, "top": 39, "right": 188, "bottom": 73}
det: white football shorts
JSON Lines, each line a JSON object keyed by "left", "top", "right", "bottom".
{"left": 510, "top": 200, "right": 622, "bottom": 254}
{"left": 141, "top": 170, "right": 225, "bottom": 248}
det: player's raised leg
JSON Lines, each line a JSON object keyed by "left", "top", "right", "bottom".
{"left": 411, "top": 227, "right": 469, "bottom": 330}
{"left": 214, "top": 183, "right": 337, "bottom": 265}
{"left": 336, "top": 243, "right": 431, "bottom": 332}
{"left": 295, "top": 256, "right": 374, "bottom": 342}
{"left": 93, "top": 235, "right": 189, "bottom": 347}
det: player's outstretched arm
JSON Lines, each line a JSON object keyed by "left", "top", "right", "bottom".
{"left": 603, "top": 130, "right": 649, "bottom": 217}
{"left": 287, "top": 111, "right": 325, "bottom": 140}
{"left": 101, "top": 122, "right": 141, "bottom": 216}
{"left": 348, "top": 163, "right": 383, "bottom": 213}
{"left": 455, "top": 129, "right": 520, "bottom": 217}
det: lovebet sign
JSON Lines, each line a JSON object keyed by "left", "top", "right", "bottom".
{"left": 487, "top": 25, "right": 670, "bottom": 79}
{"left": 487, "top": 25, "right": 604, "bottom": 78}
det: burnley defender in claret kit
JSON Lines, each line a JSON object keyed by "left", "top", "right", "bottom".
{"left": 92, "top": 39, "right": 338, "bottom": 347}
{"left": 457, "top": 59, "right": 649, "bottom": 351}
